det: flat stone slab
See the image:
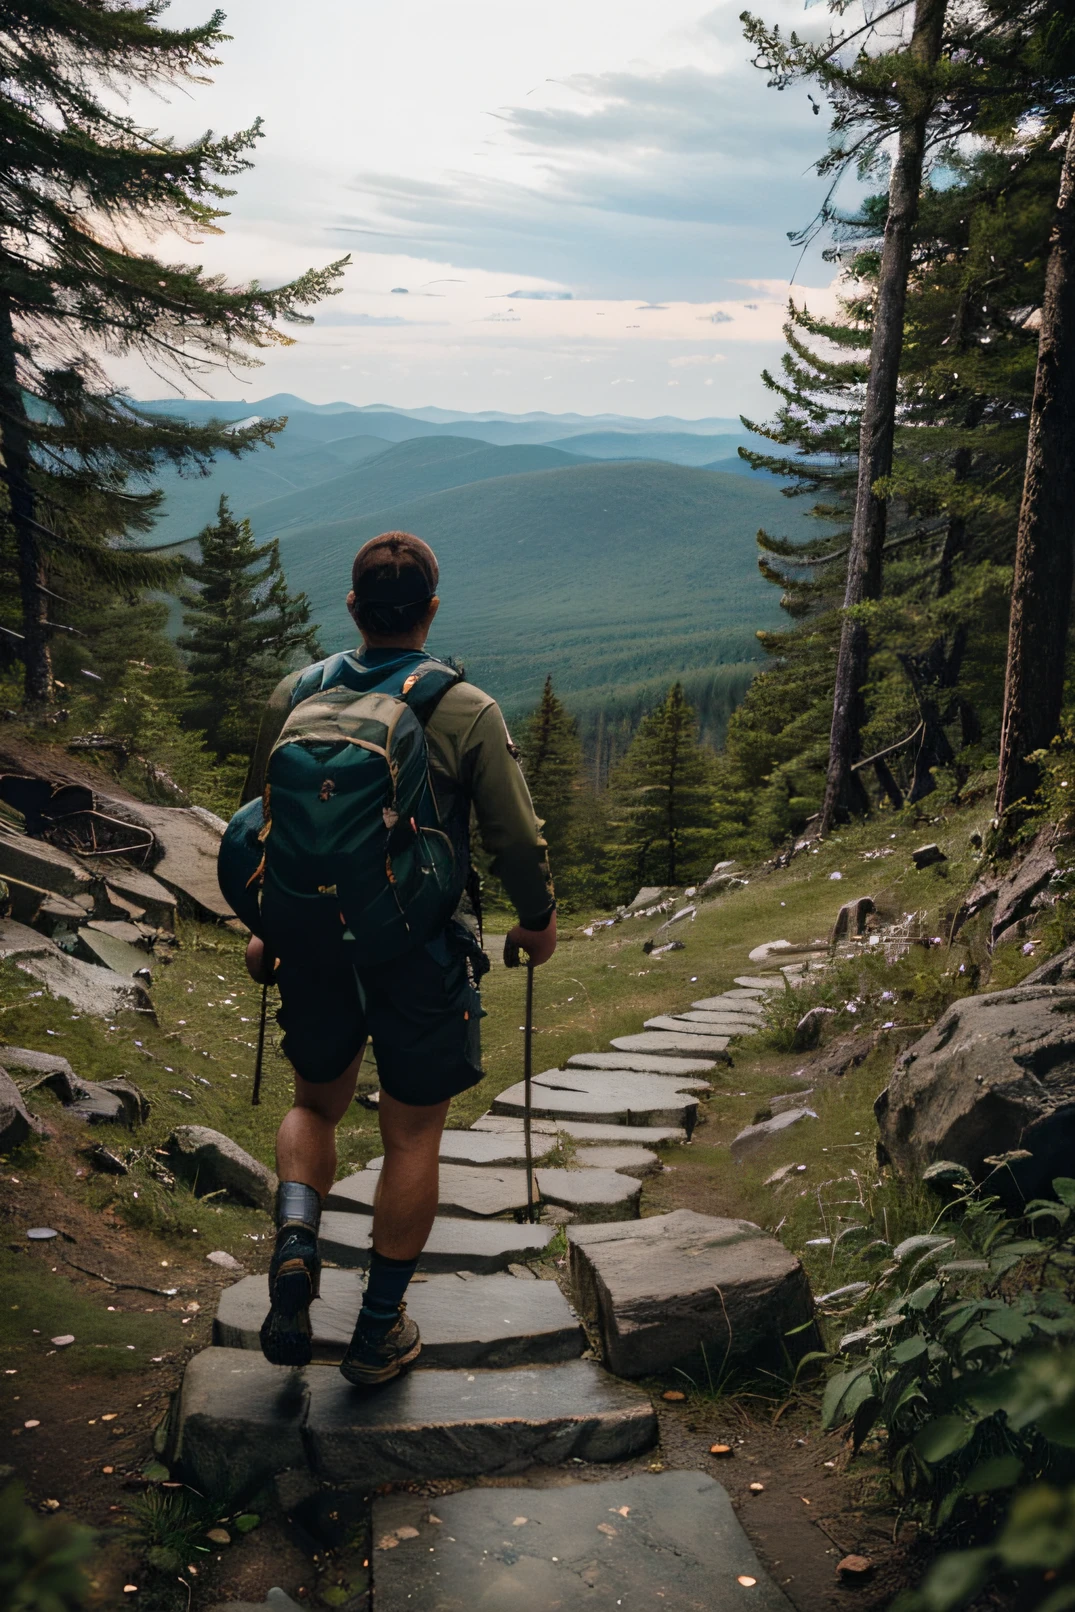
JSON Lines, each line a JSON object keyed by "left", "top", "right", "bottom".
{"left": 0, "top": 826, "right": 95, "bottom": 901}
{"left": 494, "top": 1069, "right": 704, "bottom": 1131}
{"left": 126, "top": 803, "right": 231, "bottom": 921}
{"left": 644, "top": 1014, "right": 755, "bottom": 1037}
{"left": 213, "top": 1269, "right": 583, "bottom": 1368}
{"left": 304, "top": 1359, "right": 657, "bottom": 1487}
{"left": 319, "top": 1210, "right": 554, "bottom": 1273}
{"left": 433, "top": 1130, "right": 560, "bottom": 1167}
{"left": 75, "top": 926, "right": 150, "bottom": 978}
{"left": 731, "top": 1108, "right": 818, "bottom": 1159}
{"left": 176, "top": 1350, "right": 654, "bottom": 1494}
{"left": 568, "top": 1051, "right": 717, "bottom": 1076}
{"left": 99, "top": 865, "right": 177, "bottom": 929}
{"left": 734, "top": 976, "right": 786, "bottom": 990}
{"left": 0, "top": 922, "right": 152, "bottom": 1018}
{"left": 535, "top": 1167, "right": 642, "bottom": 1222}
{"left": 610, "top": 1032, "right": 729, "bottom": 1059}
{"left": 571, "top": 1144, "right": 659, "bottom": 1177}
{"left": 472, "top": 1114, "right": 686, "bottom": 1146}
{"left": 568, "top": 1209, "right": 817, "bottom": 1378}
{"left": 697, "top": 990, "right": 766, "bottom": 1006}
{"left": 328, "top": 1163, "right": 536, "bottom": 1220}
{"left": 372, "top": 1470, "right": 792, "bottom": 1612}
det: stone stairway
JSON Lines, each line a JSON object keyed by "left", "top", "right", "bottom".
{"left": 184, "top": 970, "right": 805, "bottom": 1608}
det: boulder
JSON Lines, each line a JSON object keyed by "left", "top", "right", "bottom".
{"left": 792, "top": 1006, "right": 834, "bottom": 1052}
{"left": 165, "top": 1125, "right": 277, "bottom": 1211}
{"left": 830, "top": 896, "right": 875, "bottom": 945}
{"left": 0, "top": 1066, "right": 34, "bottom": 1151}
{"left": 954, "top": 829, "right": 1061, "bottom": 949}
{"left": 568, "top": 1209, "right": 816, "bottom": 1377}
{"left": 0, "top": 922, "right": 153, "bottom": 1018}
{"left": 731, "top": 1108, "right": 818, "bottom": 1159}
{"left": 2, "top": 1047, "right": 146, "bottom": 1126}
{"left": 912, "top": 843, "right": 947, "bottom": 869}
{"left": 128, "top": 804, "right": 230, "bottom": 921}
{"left": 875, "top": 984, "right": 1075, "bottom": 1200}
{"left": 1022, "top": 943, "right": 1075, "bottom": 987}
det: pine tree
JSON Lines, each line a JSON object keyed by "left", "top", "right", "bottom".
{"left": 518, "top": 678, "right": 582, "bottom": 870}
{"left": 178, "top": 496, "right": 321, "bottom": 757}
{"left": 605, "top": 684, "right": 717, "bottom": 897}
{"left": 0, "top": 1, "right": 347, "bottom": 704}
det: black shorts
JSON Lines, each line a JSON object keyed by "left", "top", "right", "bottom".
{"left": 274, "top": 920, "right": 487, "bottom": 1106}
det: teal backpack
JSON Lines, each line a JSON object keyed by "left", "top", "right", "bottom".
{"left": 219, "top": 651, "right": 465, "bottom": 965}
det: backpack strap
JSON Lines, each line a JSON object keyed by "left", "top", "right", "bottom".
{"left": 399, "top": 660, "right": 466, "bottom": 728}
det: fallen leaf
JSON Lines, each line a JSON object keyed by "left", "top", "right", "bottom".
{"left": 101, "top": 1413, "right": 117, "bottom": 1422}
{"left": 710, "top": 1444, "right": 734, "bottom": 1458}
{"left": 395, "top": 1526, "right": 419, "bottom": 1541}
{"left": 597, "top": 1523, "right": 618, "bottom": 1537}
{"left": 377, "top": 1536, "right": 400, "bottom": 1551}
{"left": 24, "top": 1420, "right": 40, "bottom": 1429}
{"left": 738, "top": 1576, "right": 757, "bottom": 1588}
{"left": 613, "top": 1506, "right": 630, "bottom": 1517}
{"left": 206, "top": 1528, "right": 230, "bottom": 1545}
{"left": 661, "top": 1390, "right": 686, "bottom": 1403}
{"left": 837, "top": 1555, "right": 874, "bottom": 1580}
{"left": 102, "top": 1466, "right": 113, "bottom": 1475}
{"left": 749, "top": 1483, "right": 765, "bottom": 1494}
{"left": 512, "top": 1517, "right": 528, "bottom": 1527}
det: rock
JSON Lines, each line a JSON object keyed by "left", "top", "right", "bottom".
{"left": 0, "top": 1066, "right": 34, "bottom": 1151}
{"left": 610, "top": 1032, "right": 730, "bottom": 1062}
{"left": 493, "top": 1068, "right": 705, "bottom": 1132}
{"left": 304, "top": 1359, "right": 656, "bottom": 1487}
{"left": 0, "top": 923, "right": 153, "bottom": 1018}
{"left": 535, "top": 1167, "right": 642, "bottom": 1222}
{"left": 433, "top": 1130, "right": 559, "bottom": 1167}
{"left": 875, "top": 984, "right": 1075, "bottom": 1201}
{"left": 792, "top": 1006, "right": 834, "bottom": 1052}
{"left": 126, "top": 804, "right": 230, "bottom": 922}
{"left": 0, "top": 825, "right": 95, "bottom": 902}
{"left": 692, "top": 994, "right": 765, "bottom": 1013}
{"left": 625, "top": 886, "right": 665, "bottom": 911}
{"left": 472, "top": 1114, "right": 687, "bottom": 1146}
{"left": 26, "top": 1226, "right": 58, "bottom": 1239}
{"left": 207, "top": 1250, "right": 243, "bottom": 1271}
{"left": 74, "top": 926, "right": 151, "bottom": 979}
{"left": 328, "top": 1163, "right": 536, "bottom": 1220}
{"left": 953, "top": 829, "right": 1060, "bottom": 948}
{"left": 734, "top": 976, "right": 785, "bottom": 991}
{"left": 84, "top": 919, "right": 152, "bottom": 950}
{"left": 655, "top": 905, "right": 696, "bottom": 933}
{"left": 98, "top": 867, "right": 176, "bottom": 930}
{"left": 646, "top": 939, "right": 686, "bottom": 956}
{"left": 568, "top": 1051, "right": 717, "bottom": 1075}
{"left": 642, "top": 1015, "right": 741, "bottom": 1038}
{"left": 837, "top": 1556, "right": 874, "bottom": 1581}
{"left": 748, "top": 940, "right": 792, "bottom": 963}
{"left": 213, "top": 1268, "right": 583, "bottom": 1367}
{"left": 1021, "top": 942, "right": 1075, "bottom": 986}
{"left": 731, "top": 1109, "right": 818, "bottom": 1159}
{"left": 4, "top": 1050, "right": 146, "bottom": 1126}
{"left": 372, "top": 1471, "right": 792, "bottom": 1612}
{"left": 704, "top": 873, "right": 748, "bottom": 894}
{"left": 568, "top": 1209, "right": 816, "bottom": 1378}
{"left": 794, "top": 1028, "right": 883, "bottom": 1082}
{"left": 771, "top": 1089, "right": 814, "bottom": 1114}
{"left": 318, "top": 1210, "right": 554, "bottom": 1273}
{"left": 830, "top": 897, "right": 875, "bottom": 944}
{"left": 173, "top": 1349, "right": 656, "bottom": 1495}
{"left": 165, "top": 1126, "right": 277, "bottom": 1211}
{"left": 96, "top": 1077, "right": 148, "bottom": 1126}
{"left": 84, "top": 1142, "right": 128, "bottom": 1174}
{"left": 912, "top": 843, "right": 947, "bottom": 869}
{"left": 572, "top": 1144, "right": 660, "bottom": 1177}
{"left": 663, "top": 1011, "right": 763, "bottom": 1033}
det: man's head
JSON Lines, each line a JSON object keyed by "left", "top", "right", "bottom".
{"left": 347, "top": 531, "right": 440, "bottom": 648}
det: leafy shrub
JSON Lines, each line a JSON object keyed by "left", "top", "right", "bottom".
{"left": 822, "top": 1169, "right": 1075, "bottom": 1533}
{"left": 0, "top": 1482, "right": 94, "bottom": 1611}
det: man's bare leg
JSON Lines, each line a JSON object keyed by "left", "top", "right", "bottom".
{"left": 371, "top": 1090, "right": 450, "bottom": 1259}
{"left": 275, "top": 1052, "right": 364, "bottom": 1196}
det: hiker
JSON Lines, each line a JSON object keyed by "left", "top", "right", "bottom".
{"left": 224, "top": 530, "right": 556, "bottom": 1387}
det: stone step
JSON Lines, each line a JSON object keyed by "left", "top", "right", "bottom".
{"left": 565, "top": 1143, "right": 660, "bottom": 1177}
{"left": 538, "top": 1066, "right": 712, "bottom": 1096}
{"left": 644, "top": 1014, "right": 755, "bottom": 1037}
{"left": 610, "top": 1032, "right": 730, "bottom": 1060}
{"left": 328, "top": 1164, "right": 537, "bottom": 1220}
{"left": 697, "top": 989, "right": 767, "bottom": 1006}
{"left": 433, "top": 1130, "right": 562, "bottom": 1168}
{"left": 536, "top": 1166, "right": 641, "bottom": 1222}
{"left": 492, "top": 1071, "right": 701, "bottom": 1132}
{"left": 318, "top": 1210, "right": 554, "bottom": 1272}
{"left": 173, "top": 1349, "right": 657, "bottom": 1496}
{"left": 472, "top": 1114, "right": 687, "bottom": 1146}
{"left": 734, "top": 975, "right": 786, "bottom": 990}
{"left": 371, "top": 1470, "right": 792, "bottom": 1612}
{"left": 213, "top": 1269, "right": 583, "bottom": 1368}
{"left": 567, "top": 1050, "right": 717, "bottom": 1075}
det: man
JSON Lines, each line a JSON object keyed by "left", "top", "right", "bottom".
{"left": 240, "top": 531, "right": 556, "bottom": 1386}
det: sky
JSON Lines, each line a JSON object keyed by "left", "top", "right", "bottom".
{"left": 117, "top": 0, "right": 850, "bottom": 420}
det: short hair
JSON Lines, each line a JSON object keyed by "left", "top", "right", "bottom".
{"left": 351, "top": 532, "right": 439, "bottom": 637}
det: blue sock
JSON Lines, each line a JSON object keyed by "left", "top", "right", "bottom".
{"left": 360, "top": 1249, "right": 418, "bottom": 1333}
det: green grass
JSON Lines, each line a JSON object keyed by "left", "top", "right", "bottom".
{"left": 0, "top": 1249, "right": 176, "bottom": 1378}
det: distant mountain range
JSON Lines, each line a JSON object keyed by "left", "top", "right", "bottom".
{"left": 137, "top": 394, "right": 796, "bottom": 725}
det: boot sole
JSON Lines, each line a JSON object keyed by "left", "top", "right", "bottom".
{"left": 259, "top": 1258, "right": 319, "bottom": 1368}
{"left": 338, "top": 1334, "right": 422, "bottom": 1387}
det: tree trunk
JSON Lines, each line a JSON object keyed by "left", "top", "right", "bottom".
{"left": 819, "top": 0, "right": 947, "bottom": 833}
{"left": 994, "top": 115, "right": 1075, "bottom": 819}
{"left": 0, "top": 295, "right": 52, "bottom": 704}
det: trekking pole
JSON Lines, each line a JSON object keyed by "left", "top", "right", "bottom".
{"left": 252, "top": 981, "right": 269, "bottom": 1107}
{"left": 523, "top": 961, "right": 536, "bottom": 1224}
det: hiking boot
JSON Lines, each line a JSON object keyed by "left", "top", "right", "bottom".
{"left": 339, "top": 1305, "right": 421, "bottom": 1387}
{"left": 259, "top": 1224, "right": 321, "bottom": 1367}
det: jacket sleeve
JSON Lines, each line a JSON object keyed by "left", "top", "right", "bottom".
{"left": 240, "top": 672, "right": 302, "bottom": 805}
{"left": 460, "top": 700, "right": 555, "bottom": 926}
